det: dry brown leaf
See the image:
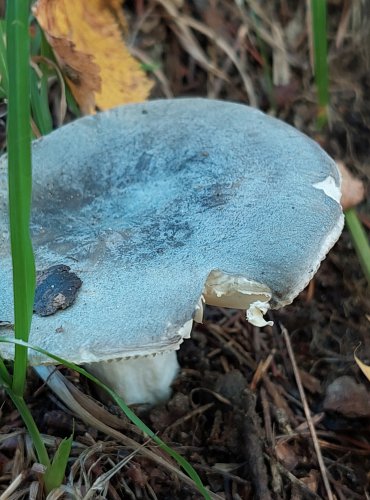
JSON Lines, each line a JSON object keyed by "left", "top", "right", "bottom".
{"left": 323, "top": 375, "right": 370, "bottom": 418}
{"left": 354, "top": 353, "right": 370, "bottom": 383}
{"left": 337, "top": 161, "right": 366, "bottom": 210}
{"left": 33, "top": 0, "right": 152, "bottom": 114}
{"left": 300, "top": 470, "right": 319, "bottom": 494}
{"left": 275, "top": 441, "right": 299, "bottom": 471}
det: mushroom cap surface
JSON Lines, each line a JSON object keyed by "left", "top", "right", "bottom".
{"left": 0, "top": 99, "right": 343, "bottom": 364}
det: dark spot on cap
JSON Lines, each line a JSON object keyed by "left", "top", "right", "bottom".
{"left": 34, "top": 264, "right": 82, "bottom": 316}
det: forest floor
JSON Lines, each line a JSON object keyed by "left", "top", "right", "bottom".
{"left": 1, "top": 1, "right": 370, "bottom": 499}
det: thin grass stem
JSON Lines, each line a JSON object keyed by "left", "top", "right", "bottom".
{"left": 310, "top": 0, "right": 329, "bottom": 127}
{"left": 9, "top": 392, "right": 50, "bottom": 467}
{"left": 0, "top": 20, "right": 9, "bottom": 97}
{"left": 6, "top": 0, "right": 36, "bottom": 396}
{"left": 0, "top": 359, "right": 50, "bottom": 468}
{"left": 345, "top": 208, "right": 370, "bottom": 284}
{"left": 0, "top": 358, "right": 11, "bottom": 386}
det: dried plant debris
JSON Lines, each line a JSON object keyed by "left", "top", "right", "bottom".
{"left": 337, "top": 161, "right": 366, "bottom": 211}
{"left": 0, "top": 321, "right": 14, "bottom": 330}
{"left": 34, "top": 264, "right": 82, "bottom": 316}
{"left": 1, "top": 0, "right": 370, "bottom": 499}
{"left": 323, "top": 376, "right": 370, "bottom": 419}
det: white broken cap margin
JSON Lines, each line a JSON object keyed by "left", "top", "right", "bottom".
{"left": 198, "top": 269, "right": 273, "bottom": 327}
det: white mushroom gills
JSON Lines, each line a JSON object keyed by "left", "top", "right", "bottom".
{"left": 195, "top": 270, "right": 273, "bottom": 327}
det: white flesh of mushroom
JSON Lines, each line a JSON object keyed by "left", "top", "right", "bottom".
{"left": 85, "top": 350, "right": 180, "bottom": 405}
{"left": 199, "top": 270, "right": 273, "bottom": 327}
{"left": 85, "top": 319, "right": 193, "bottom": 405}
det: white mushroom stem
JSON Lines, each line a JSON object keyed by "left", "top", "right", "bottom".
{"left": 85, "top": 351, "right": 180, "bottom": 405}
{"left": 85, "top": 319, "right": 193, "bottom": 405}
{"left": 197, "top": 269, "right": 273, "bottom": 327}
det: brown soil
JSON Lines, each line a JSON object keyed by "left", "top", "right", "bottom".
{"left": 1, "top": 1, "right": 370, "bottom": 498}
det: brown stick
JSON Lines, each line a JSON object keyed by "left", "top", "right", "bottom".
{"left": 281, "top": 325, "right": 334, "bottom": 500}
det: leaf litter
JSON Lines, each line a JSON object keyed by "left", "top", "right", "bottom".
{"left": 1, "top": 0, "right": 370, "bottom": 498}
{"left": 33, "top": 0, "right": 152, "bottom": 114}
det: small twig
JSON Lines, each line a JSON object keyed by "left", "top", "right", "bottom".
{"left": 262, "top": 375, "right": 296, "bottom": 427}
{"left": 260, "top": 387, "right": 273, "bottom": 446}
{"left": 194, "top": 464, "right": 249, "bottom": 485}
{"left": 82, "top": 443, "right": 146, "bottom": 500}
{"left": 271, "top": 458, "right": 321, "bottom": 499}
{"left": 243, "top": 388, "right": 272, "bottom": 500}
{"left": 164, "top": 403, "right": 214, "bottom": 435}
{"left": 281, "top": 324, "right": 334, "bottom": 500}
{"left": 0, "top": 472, "right": 26, "bottom": 499}
{"left": 250, "top": 350, "right": 275, "bottom": 391}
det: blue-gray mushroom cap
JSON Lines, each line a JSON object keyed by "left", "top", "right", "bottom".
{"left": 0, "top": 99, "right": 344, "bottom": 364}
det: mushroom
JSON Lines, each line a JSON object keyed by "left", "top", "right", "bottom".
{"left": 0, "top": 99, "right": 343, "bottom": 404}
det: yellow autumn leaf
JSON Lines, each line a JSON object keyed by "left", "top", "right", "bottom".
{"left": 354, "top": 352, "right": 370, "bottom": 383}
{"left": 33, "top": 0, "right": 152, "bottom": 114}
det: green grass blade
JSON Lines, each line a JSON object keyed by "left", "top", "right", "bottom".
{"left": 0, "top": 358, "right": 12, "bottom": 385}
{"left": 0, "top": 337, "right": 212, "bottom": 500}
{"left": 345, "top": 208, "right": 370, "bottom": 284}
{"left": 40, "top": 29, "right": 54, "bottom": 61}
{"left": 30, "top": 66, "right": 53, "bottom": 135}
{"left": 310, "top": 0, "right": 329, "bottom": 127}
{"left": 30, "top": 29, "right": 53, "bottom": 135}
{"left": 44, "top": 435, "right": 73, "bottom": 493}
{"left": 6, "top": 0, "right": 36, "bottom": 396}
{"left": 0, "top": 20, "right": 9, "bottom": 97}
{"left": 65, "top": 84, "right": 81, "bottom": 117}
{"left": 8, "top": 391, "right": 51, "bottom": 467}
{"left": 0, "top": 360, "right": 50, "bottom": 467}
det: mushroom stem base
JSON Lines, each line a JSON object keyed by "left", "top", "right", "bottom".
{"left": 84, "top": 350, "right": 180, "bottom": 405}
